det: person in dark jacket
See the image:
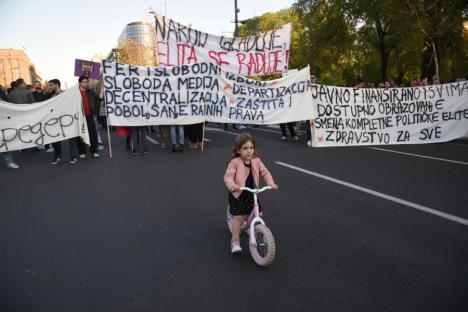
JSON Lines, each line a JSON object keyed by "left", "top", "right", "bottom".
{"left": 0, "top": 85, "right": 8, "bottom": 101}
{"left": 77, "top": 76, "right": 101, "bottom": 158}
{"left": 186, "top": 123, "right": 204, "bottom": 149}
{"left": 8, "top": 78, "right": 35, "bottom": 104}
{"left": 1, "top": 85, "right": 20, "bottom": 169}
{"left": 32, "top": 81, "right": 47, "bottom": 102}
{"left": 48, "top": 79, "right": 79, "bottom": 164}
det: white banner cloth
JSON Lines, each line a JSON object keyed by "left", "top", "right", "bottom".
{"left": 311, "top": 82, "right": 468, "bottom": 146}
{"left": 103, "top": 61, "right": 315, "bottom": 126}
{"left": 0, "top": 86, "right": 89, "bottom": 153}
{"left": 155, "top": 14, "right": 291, "bottom": 77}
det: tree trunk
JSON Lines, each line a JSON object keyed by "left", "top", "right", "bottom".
{"left": 420, "top": 36, "right": 440, "bottom": 81}
{"left": 431, "top": 39, "right": 439, "bottom": 81}
{"left": 375, "top": 16, "right": 388, "bottom": 82}
{"left": 395, "top": 50, "right": 405, "bottom": 85}
{"left": 379, "top": 42, "right": 388, "bottom": 82}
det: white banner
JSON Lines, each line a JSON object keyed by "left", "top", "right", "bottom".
{"left": 0, "top": 86, "right": 89, "bottom": 153}
{"left": 155, "top": 14, "right": 291, "bottom": 77}
{"left": 311, "top": 82, "right": 468, "bottom": 146}
{"left": 103, "top": 61, "right": 315, "bottom": 126}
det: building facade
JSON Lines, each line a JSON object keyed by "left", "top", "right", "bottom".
{"left": 107, "top": 21, "right": 157, "bottom": 65}
{"left": 0, "top": 49, "right": 42, "bottom": 88}
{"left": 117, "top": 21, "right": 156, "bottom": 46}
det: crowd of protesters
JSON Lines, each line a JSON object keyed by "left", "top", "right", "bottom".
{"left": 1, "top": 73, "right": 466, "bottom": 169}
{"left": 351, "top": 76, "right": 466, "bottom": 89}
{"left": 0, "top": 76, "right": 103, "bottom": 169}
{"left": 0, "top": 75, "right": 224, "bottom": 169}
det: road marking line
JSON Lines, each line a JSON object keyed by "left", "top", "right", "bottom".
{"left": 247, "top": 127, "right": 282, "bottom": 134}
{"left": 276, "top": 161, "right": 468, "bottom": 227}
{"left": 246, "top": 126, "right": 307, "bottom": 135}
{"left": 370, "top": 147, "right": 468, "bottom": 166}
{"left": 206, "top": 126, "right": 307, "bottom": 138}
{"left": 204, "top": 138, "right": 211, "bottom": 142}
{"left": 145, "top": 135, "right": 159, "bottom": 145}
{"left": 205, "top": 127, "right": 238, "bottom": 136}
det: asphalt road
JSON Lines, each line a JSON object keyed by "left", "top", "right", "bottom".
{"left": 1, "top": 125, "right": 467, "bottom": 312}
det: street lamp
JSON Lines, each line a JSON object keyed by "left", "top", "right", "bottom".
{"left": 234, "top": 0, "right": 240, "bottom": 37}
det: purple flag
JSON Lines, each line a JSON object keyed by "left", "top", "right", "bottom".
{"left": 74, "top": 59, "right": 101, "bottom": 80}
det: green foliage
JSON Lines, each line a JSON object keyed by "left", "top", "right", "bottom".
{"left": 239, "top": 0, "right": 467, "bottom": 85}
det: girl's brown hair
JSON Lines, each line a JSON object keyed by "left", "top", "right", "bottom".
{"left": 227, "top": 132, "right": 259, "bottom": 163}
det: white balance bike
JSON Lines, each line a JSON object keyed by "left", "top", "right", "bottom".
{"left": 227, "top": 186, "right": 276, "bottom": 266}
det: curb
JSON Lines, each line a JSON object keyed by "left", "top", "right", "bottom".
{"left": 452, "top": 138, "right": 468, "bottom": 145}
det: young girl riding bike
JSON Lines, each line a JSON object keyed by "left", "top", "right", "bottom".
{"left": 223, "top": 133, "right": 278, "bottom": 253}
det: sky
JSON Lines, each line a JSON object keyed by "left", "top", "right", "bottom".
{"left": 0, "top": 0, "right": 295, "bottom": 88}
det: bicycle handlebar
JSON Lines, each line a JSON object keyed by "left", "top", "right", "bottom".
{"left": 240, "top": 186, "right": 272, "bottom": 194}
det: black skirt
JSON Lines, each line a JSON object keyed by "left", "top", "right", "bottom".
{"left": 228, "top": 163, "right": 262, "bottom": 216}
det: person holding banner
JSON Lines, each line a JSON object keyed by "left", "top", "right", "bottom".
{"left": 170, "top": 125, "right": 184, "bottom": 152}
{"left": 158, "top": 126, "right": 170, "bottom": 149}
{"left": 8, "top": 78, "right": 35, "bottom": 105}
{"left": 280, "top": 123, "right": 299, "bottom": 141}
{"left": 3, "top": 152, "right": 19, "bottom": 169}
{"left": 8, "top": 78, "right": 36, "bottom": 154}
{"left": 306, "top": 74, "right": 317, "bottom": 147}
{"left": 130, "top": 127, "right": 149, "bottom": 155}
{"left": 1, "top": 86, "right": 20, "bottom": 169}
{"left": 77, "top": 76, "right": 100, "bottom": 159}
{"left": 0, "top": 85, "right": 7, "bottom": 102}
{"left": 186, "top": 123, "right": 203, "bottom": 149}
{"left": 32, "top": 81, "right": 47, "bottom": 102}
{"left": 47, "top": 79, "right": 80, "bottom": 165}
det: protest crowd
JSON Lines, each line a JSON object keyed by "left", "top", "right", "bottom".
{"left": 1, "top": 71, "right": 465, "bottom": 170}
{"left": 1, "top": 10, "right": 467, "bottom": 170}
{"left": 0, "top": 73, "right": 310, "bottom": 169}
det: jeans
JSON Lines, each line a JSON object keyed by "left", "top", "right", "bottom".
{"left": 170, "top": 125, "right": 184, "bottom": 145}
{"left": 3, "top": 152, "right": 13, "bottom": 166}
{"left": 53, "top": 138, "right": 79, "bottom": 160}
{"left": 94, "top": 116, "right": 103, "bottom": 145}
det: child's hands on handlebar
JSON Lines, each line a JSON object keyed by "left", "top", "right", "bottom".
{"left": 232, "top": 185, "right": 241, "bottom": 192}
{"left": 231, "top": 185, "right": 278, "bottom": 192}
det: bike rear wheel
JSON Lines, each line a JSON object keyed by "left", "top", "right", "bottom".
{"left": 249, "top": 224, "right": 275, "bottom": 266}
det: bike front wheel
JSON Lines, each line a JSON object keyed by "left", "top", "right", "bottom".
{"left": 249, "top": 224, "right": 275, "bottom": 266}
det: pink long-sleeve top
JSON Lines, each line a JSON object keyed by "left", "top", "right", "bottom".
{"left": 223, "top": 156, "right": 275, "bottom": 199}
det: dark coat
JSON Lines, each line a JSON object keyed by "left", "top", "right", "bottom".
{"left": 32, "top": 91, "right": 48, "bottom": 102}
{"left": 0, "top": 87, "right": 8, "bottom": 101}
{"left": 8, "top": 87, "right": 35, "bottom": 104}
{"left": 82, "top": 88, "right": 102, "bottom": 117}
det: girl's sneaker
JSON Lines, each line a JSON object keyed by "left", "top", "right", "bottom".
{"left": 231, "top": 238, "right": 242, "bottom": 253}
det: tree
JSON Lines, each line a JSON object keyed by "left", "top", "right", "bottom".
{"left": 117, "top": 39, "right": 157, "bottom": 66}
{"left": 406, "top": 0, "right": 467, "bottom": 82}
{"left": 293, "top": 0, "right": 358, "bottom": 85}
{"left": 240, "top": 0, "right": 466, "bottom": 85}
